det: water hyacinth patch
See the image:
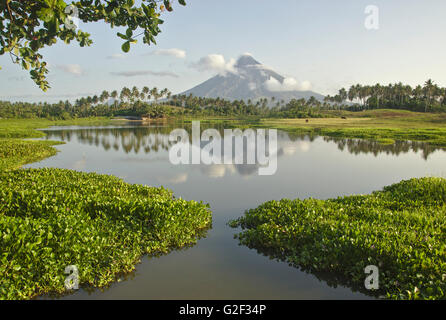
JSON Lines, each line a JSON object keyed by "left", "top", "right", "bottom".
{"left": 0, "top": 168, "right": 212, "bottom": 300}
{"left": 229, "top": 178, "right": 446, "bottom": 300}
{"left": 0, "top": 139, "right": 64, "bottom": 171}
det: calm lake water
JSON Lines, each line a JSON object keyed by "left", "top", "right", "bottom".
{"left": 26, "top": 122, "right": 446, "bottom": 299}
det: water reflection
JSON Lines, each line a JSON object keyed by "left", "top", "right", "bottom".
{"left": 323, "top": 136, "right": 439, "bottom": 160}
{"left": 158, "top": 173, "right": 189, "bottom": 184}
{"left": 43, "top": 125, "right": 284, "bottom": 178}
{"left": 238, "top": 241, "right": 381, "bottom": 299}
{"left": 42, "top": 125, "right": 443, "bottom": 176}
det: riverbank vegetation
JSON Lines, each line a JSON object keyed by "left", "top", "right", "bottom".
{"left": 254, "top": 109, "right": 446, "bottom": 147}
{"left": 0, "top": 139, "right": 63, "bottom": 171}
{"left": 0, "top": 168, "right": 212, "bottom": 299}
{"left": 0, "top": 118, "right": 112, "bottom": 171}
{"left": 229, "top": 178, "right": 446, "bottom": 300}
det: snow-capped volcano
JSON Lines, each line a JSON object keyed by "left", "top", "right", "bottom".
{"left": 180, "top": 54, "right": 324, "bottom": 104}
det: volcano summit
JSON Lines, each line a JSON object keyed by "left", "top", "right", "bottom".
{"left": 181, "top": 54, "right": 324, "bottom": 104}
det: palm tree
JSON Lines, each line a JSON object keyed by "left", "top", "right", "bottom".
{"left": 403, "top": 85, "right": 413, "bottom": 106}
{"left": 161, "top": 88, "right": 168, "bottom": 98}
{"left": 110, "top": 90, "right": 118, "bottom": 109}
{"left": 141, "top": 86, "right": 149, "bottom": 102}
{"left": 307, "top": 96, "right": 318, "bottom": 107}
{"left": 99, "top": 90, "right": 109, "bottom": 104}
{"left": 131, "top": 86, "right": 140, "bottom": 103}
{"left": 348, "top": 85, "right": 357, "bottom": 102}
{"left": 150, "top": 87, "right": 159, "bottom": 105}
{"left": 360, "top": 85, "right": 370, "bottom": 108}
{"left": 338, "top": 88, "right": 348, "bottom": 103}
{"left": 120, "top": 87, "right": 131, "bottom": 106}
{"left": 423, "top": 79, "right": 435, "bottom": 112}
{"left": 374, "top": 84, "right": 382, "bottom": 109}
{"left": 413, "top": 85, "right": 423, "bottom": 106}
{"left": 441, "top": 88, "right": 446, "bottom": 106}
{"left": 395, "top": 82, "right": 404, "bottom": 107}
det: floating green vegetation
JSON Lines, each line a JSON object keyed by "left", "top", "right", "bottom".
{"left": 229, "top": 178, "right": 446, "bottom": 300}
{"left": 0, "top": 139, "right": 64, "bottom": 171}
{"left": 0, "top": 168, "right": 212, "bottom": 300}
{"left": 314, "top": 127, "right": 446, "bottom": 147}
{"left": 0, "top": 118, "right": 112, "bottom": 139}
{"left": 254, "top": 125, "right": 446, "bottom": 148}
{"left": 0, "top": 118, "right": 114, "bottom": 171}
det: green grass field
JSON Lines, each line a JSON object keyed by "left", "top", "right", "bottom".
{"left": 254, "top": 110, "right": 446, "bottom": 147}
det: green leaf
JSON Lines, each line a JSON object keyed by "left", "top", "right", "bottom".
{"left": 37, "top": 8, "right": 54, "bottom": 23}
{"left": 121, "top": 41, "right": 130, "bottom": 53}
{"left": 117, "top": 32, "right": 128, "bottom": 40}
{"left": 22, "top": 60, "right": 29, "bottom": 70}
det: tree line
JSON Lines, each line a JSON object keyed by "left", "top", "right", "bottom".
{"left": 1, "top": 80, "right": 446, "bottom": 120}
{"left": 0, "top": 86, "right": 173, "bottom": 119}
{"left": 0, "top": 87, "right": 331, "bottom": 119}
{"left": 325, "top": 79, "right": 446, "bottom": 112}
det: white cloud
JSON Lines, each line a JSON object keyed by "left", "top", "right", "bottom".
{"left": 56, "top": 64, "right": 84, "bottom": 76}
{"left": 191, "top": 54, "right": 237, "bottom": 75}
{"left": 110, "top": 70, "right": 179, "bottom": 78}
{"left": 0, "top": 92, "right": 95, "bottom": 99}
{"left": 300, "top": 80, "right": 312, "bottom": 91}
{"left": 150, "top": 48, "right": 186, "bottom": 59}
{"left": 250, "top": 64, "right": 274, "bottom": 71}
{"left": 265, "top": 76, "right": 312, "bottom": 92}
{"left": 107, "top": 53, "right": 126, "bottom": 59}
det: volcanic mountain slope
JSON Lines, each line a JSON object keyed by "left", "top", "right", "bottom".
{"left": 181, "top": 54, "right": 324, "bottom": 103}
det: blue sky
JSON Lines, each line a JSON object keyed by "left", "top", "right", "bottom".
{"left": 1, "top": 0, "right": 446, "bottom": 102}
